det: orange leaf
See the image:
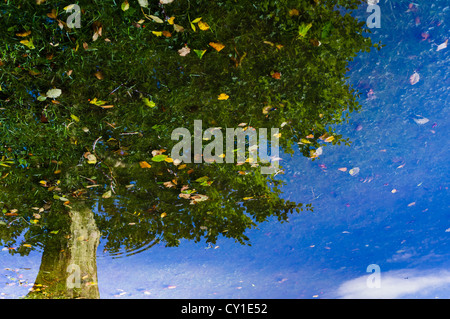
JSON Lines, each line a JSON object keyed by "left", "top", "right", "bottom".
{"left": 271, "top": 72, "right": 281, "bottom": 79}
{"left": 139, "top": 161, "right": 152, "bottom": 168}
{"left": 209, "top": 42, "right": 225, "bottom": 52}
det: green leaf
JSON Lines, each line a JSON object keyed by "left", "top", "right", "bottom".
{"left": 194, "top": 49, "right": 207, "bottom": 59}
{"left": 151, "top": 154, "right": 168, "bottom": 162}
{"left": 195, "top": 176, "right": 209, "bottom": 183}
{"left": 142, "top": 97, "right": 156, "bottom": 108}
{"left": 298, "top": 23, "right": 312, "bottom": 37}
{"left": 121, "top": 0, "right": 130, "bottom": 11}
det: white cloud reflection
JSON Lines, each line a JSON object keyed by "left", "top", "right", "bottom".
{"left": 336, "top": 268, "right": 450, "bottom": 299}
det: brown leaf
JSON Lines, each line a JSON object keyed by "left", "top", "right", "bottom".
{"left": 47, "top": 9, "right": 57, "bottom": 19}
{"left": 94, "top": 71, "right": 104, "bottom": 80}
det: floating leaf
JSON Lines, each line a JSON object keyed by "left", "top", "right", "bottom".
{"left": 195, "top": 176, "right": 209, "bottom": 183}
{"left": 102, "top": 190, "right": 112, "bottom": 198}
{"left": 209, "top": 42, "right": 225, "bottom": 52}
{"left": 178, "top": 46, "right": 190, "bottom": 56}
{"left": 218, "top": 93, "right": 229, "bottom": 100}
{"left": 300, "top": 138, "right": 311, "bottom": 144}
{"left": 138, "top": 0, "right": 148, "bottom": 7}
{"left": 409, "top": 72, "right": 420, "bottom": 85}
{"left": 94, "top": 71, "right": 104, "bottom": 80}
{"left": 168, "top": 16, "right": 175, "bottom": 25}
{"left": 191, "top": 17, "right": 202, "bottom": 23}
{"left": 413, "top": 117, "right": 429, "bottom": 125}
{"left": 271, "top": 71, "right": 281, "bottom": 79}
{"left": 89, "top": 98, "right": 107, "bottom": 106}
{"left": 46, "top": 88, "right": 62, "bottom": 99}
{"left": 152, "top": 31, "right": 163, "bottom": 37}
{"left": 298, "top": 23, "right": 312, "bottom": 37}
{"left": 173, "top": 24, "right": 184, "bottom": 32}
{"left": 86, "top": 154, "right": 97, "bottom": 164}
{"left": 16, "top": 30, "right": 31, "bottom": 37}
{"left": 149, "top": 15, "right": 164, "bottom": 23}
{"left": 289, "top": 9, "right": 300, "bottom": 16}
{"left": 194, "top": 49, "right": 207, "bottom": 59}
{"left": 121, "top": 0, "right": 129, "bottom": 11}
{"left": 139, "top": 161, "right": 151, "bottom": 168}
{"left": 436, "top": 39, "right": 448, "bottom": 52}
{"left": 198, "top": 21, "right": 210, "bottom": 31}
{"left": 152, "top": 154, "right": 168, "bottom": 162}
{"left": 70, "top": 114, "right": 80, "bottom": 122}
{"left": 20, "top": 38, "right": 35, "bottom": 49}
{"left": 142, "top": 97, "right": 156, "bottom": 107}
{"left": 349, "top": 167, "right": 360, "bottom": 176}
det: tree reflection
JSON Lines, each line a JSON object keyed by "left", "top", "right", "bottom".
{"left": 0, "top": 0, "right": 375, "bottom": 298}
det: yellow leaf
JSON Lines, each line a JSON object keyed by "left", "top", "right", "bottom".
{"left": 152, "top": 31, "right": 163, "bottom": 37}
{"left": 191, "top": 17, "right": 202, "bottom": 23}
{"left": 218, "top": 93, "right": 229, "bottom": 100}
{"left": 20, "top": 39, "right": 35, "bottom": 49}
{"left": 324, "top": 136, "right": 335, "bottom": 143}
{"left": 300, "top": 138, "right": 311, "bottom": 144}
{"left": 23, "top": 244, "right": 32, "bottom": 248}
{"left": 198, "top": 21, "right": 210, "bottom": 31}
{"left": 289, "top": 8, "right": 300, "bottom": 16}
{"left": 86, "top": 154, "right": 97, "bottom": 164}
{"left": 142, "top": 97, "right": 156, "bottom": 107}
{"left": 121, "top": 0, "right": 130, "bottom": 11}
{"left": 160, "top": 212, "right": 167, "bottom": 218}
{"left": 190, "top": 23, "right": 196, "bottom": 31}
{"left": 99, "top": 105, "right": 114, "bottom": 109}
{"left": 178, "top": 164, "right": 187, "bottom": 170}
{"left": 168, "top": 16, "right": 175, "bottom": 25}
{"left": 164, "top": 157, "right": 174, "bottom": 163}
{"left": 102, "top": 190, "right": 112, "bottom": 198}
{"left": 209, "top": 42, "right": 225, "bottom": 52}
{"left": 70, "top": 114, "right": 80, "bottom": 122}
{"left": 139, "top": 161, "right": 152, "bottom": 168}
{"left": 89, "top": 98, "right": 107, "bottom": 106}
{"left": 16, "top": 30, "right": 31, "bottom": 37}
